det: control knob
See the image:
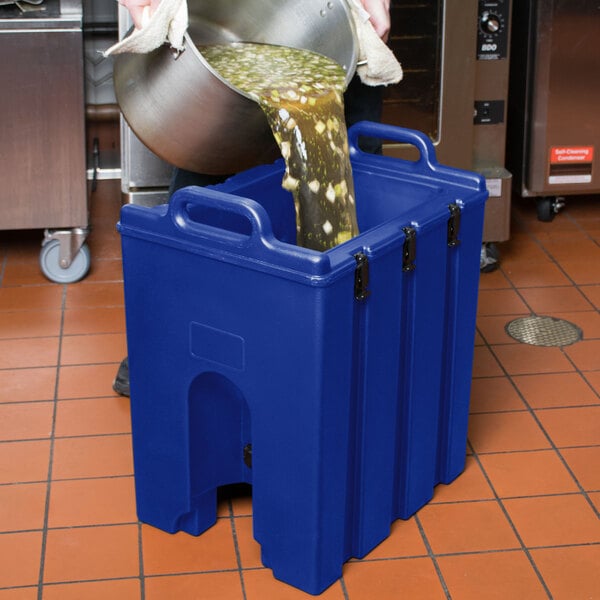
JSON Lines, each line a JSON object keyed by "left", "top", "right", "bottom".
{"left": 481, "top": 11, "right": 501, "bottom": 34}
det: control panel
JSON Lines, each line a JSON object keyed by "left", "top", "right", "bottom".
{"left": 477, "top": 0, "right": 510, "bottom": 60}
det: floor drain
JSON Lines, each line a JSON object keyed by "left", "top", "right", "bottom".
{"left": 505, "top": 316, "right": 582, "bottom": 347}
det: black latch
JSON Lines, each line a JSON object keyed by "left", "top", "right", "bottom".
{"left": 243, "top": 443, "right": 252, "bottom": 468}
{"left": 354, "top": 253, "right": 371, "bottom": 301}
{"left": 402, "top": 227, "right": 416, "bottom": 272}
{"left": 448, "top": 204, "right": 461, "bottom": 247}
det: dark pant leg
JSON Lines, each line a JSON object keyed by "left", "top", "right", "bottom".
{"left": 343, "top": 74, "right": 384, "bottom": 154}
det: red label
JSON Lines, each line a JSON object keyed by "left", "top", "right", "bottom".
{"left": 550, "top": 146, "right": 594, "bottom": 164}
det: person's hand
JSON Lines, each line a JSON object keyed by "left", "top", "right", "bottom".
{"left": 360, "top": 0, "right": 391, "bottom": 42}
{"left": 118, "top": 0, "right": 161, "bottom": 30}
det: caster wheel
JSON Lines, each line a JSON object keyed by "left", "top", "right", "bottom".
{"left": 40, "top": 240, "right": 91, "bottom": 283}
{"left": 480, "top": 242, "right": 500, "bottom": 273}
{"left": 536, "top": 196, "right": 565, "bottom": 222}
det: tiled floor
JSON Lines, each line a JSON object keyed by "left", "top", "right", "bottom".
{"left": 1, "top": 181, "right": 599, "bottom": 599}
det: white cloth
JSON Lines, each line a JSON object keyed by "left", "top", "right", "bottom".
{"left": 103, "top": 0, "right": 188, "bottom": 56}
{"left": 349, "top": 0, "right": 403, "bottom": 86}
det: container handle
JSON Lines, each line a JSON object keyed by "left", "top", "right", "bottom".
{"left": 348, "top": 121, "right": 438, "bottom": 171}
{"left": 170, "top": 186, "right": 276, "bottom": 250}
{"left": 168, "top": 186, "right": 332, "bottom": 275}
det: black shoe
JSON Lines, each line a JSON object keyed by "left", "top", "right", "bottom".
{"left": 113, "top": 357, "right": 130, "bottom": 397}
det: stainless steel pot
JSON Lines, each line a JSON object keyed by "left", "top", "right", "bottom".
{"left": 113, "top": 0, "right": 358, "bottom": 174}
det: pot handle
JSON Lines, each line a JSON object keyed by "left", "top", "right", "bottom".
{"left": 169, "top": 186, "right": 331, "bottom": 275}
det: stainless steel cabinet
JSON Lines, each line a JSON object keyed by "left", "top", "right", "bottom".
{"left": 0, "top": 1, "right": 90, "bottom": 281}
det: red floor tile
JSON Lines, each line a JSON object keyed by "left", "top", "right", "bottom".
{"left": 512, "top": 372, "right": 598, "bottom": 408}
{"left": 468, "top": 411, "right": 551, "bottom": 453}
{"left": 502, "top": 260, "right": 572, "bottom": 288}
{"left": 0, "top": 310, "right": 62, "bottom": 339}
{"left": 471, "top": 346, "right": 504, "bottom": 378}
{"left": 585, "top": 370, "right": 600, "bottom": 395}
{"left": 477, "top": 289, "right": 530, "bottom": 316}
{"left": 360, "top": 516, "right": 428, "bottom": 560}
{"left": 343, "top": 557, "right": 446, "bottom": 600}
{"left": 418, "top": 501, "right": 520, "bottom": 554}
{"left": 0, "top": 440, "right": 50, "bottom": 484}
{"left": 51, "top": 435, "right": 133, "bottom": 480}
{"left": 57, "top": 363, "right": 121, "bottom": 399}
{"left": 437, "top": 551, "right": 548, "bottom": 600}
{"left": 477, "top": 268, "right": 511, "bottom": 290}
{"left": 469, "top": 376, "right": 527, "bottom": 413}
{"left": 0, "top": 588, "right": 38, "bottom": 600}
{"left": 42, "top": 579, "right": 141, "bottom": 600}
{"left": 83, "top": 259, "right": 124, "bottom": 284}
{"left": 1, "top": 262, "right": 50, "bottom": 288}
{"left": 48, "top": 476, "right": 137, "bottom": 527}
{"left": 60, "top": 332, "right": 127, "bottom": 366}
{"left": 62, "top": 306, "right": 126, "bottom": 335}
{"left": 0, "top": 286, "right": 63, "bottom": 312}
{"left": 564, "top": 339, "right": 600, "bottom": 371}
{"left": 0, "top": 367, "right": 56, "bottom": 403}
{"left": 476, "top": 315, "right": 523, "bottom": 345}
{"left": 431, "top": 456, "right": 494, "bottom": 503}
{"left": 43, "top": 524, "right": 139, "bottom": 583}
{"left": 492, "top": 343, "right": 575, "bottom": 375}
{"left": 234, "top": 516, "right": 263, "bottom": 569}
{"left": 64, "top": 281, "right": 124, "bottom": 309}
{"left": 245, "top": 568, "right": 345, "bottom": 599}
{"left": 54, "top": 397, "right": 131, "bottom": 437}
{"left": 145, "top": 573, "right": 243, "bottom": 600}
{"left": 531, "top": 545, "right": 600, "bottom": 600}
{"left": 479, "top": 450, "right": 580, "bottom": 497}
{"left": 535, "top": 406, "right": 600, "bottom": 447}
{"left": 560, "top": 446, "right": 600, "bottom": 491}
{"left": 0, "top": 531, "right": 43, "bottom": 587}
{"left": 0, "top": 402, "right": 53, "bottom": 441}
{"left": 0, "top": 338, "right": 59, "bottom": 370}
{"left": 559, "top": 260, "right": 600, "bottom": 285}
{"left": 503, "top": 494, "right": 600, "bottom": 547}
{"left": 142, "top": 520, "right": 238, "bottom": 575}
{"left": 519, "top": 286, "right": 593, "bottom": 314}
{"left": 581, "top": 283, "right": 600, "bottom": 309}
{"left": 0, "top": 482, "right": 47, "bottom": 532}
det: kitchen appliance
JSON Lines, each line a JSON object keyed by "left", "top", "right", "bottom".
{"left": 118, "top": 0, "right": 513, "bottom": 250}
{"left": 384, "top": 0, "right": 513, "bottom": 245}
{"left": 507, "top": 0, "right": 600, "bottom": 221}
{"left": 114, "top": 0, "right": 357, "bottom": 176}
{"left": 0, "top": 0, "right": 90, "bottom": 282}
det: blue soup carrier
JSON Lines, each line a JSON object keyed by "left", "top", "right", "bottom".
{"left": 118, "top": 123, "right": 488, "bottom": 595}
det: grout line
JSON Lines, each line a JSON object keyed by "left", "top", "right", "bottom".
{"left": 137, "top": 521, "right": 146, "bottom": 600}
{"left": 468, "top": 440, "right": 555, "bottom": 599}
{"left": 228, "top": 500, "right": 248, "bottom": 600}
{"left": 339, "top": 573, "right": 351, "bottom": 600}
{"left": 36, "top": 284, "right": 67, "bottom": 600}
{"left": 413, "top": 514, "right": 453, "bottom": 600}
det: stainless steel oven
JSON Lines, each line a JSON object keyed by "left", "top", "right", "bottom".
{"left": 119, "top": 0, "right": 513, "bottom": 243}
{"left": 507, "top": 0, "right": 600, "bottom": 221}
{"left": 382, "top": 0, "right": 513, "bottom": 243}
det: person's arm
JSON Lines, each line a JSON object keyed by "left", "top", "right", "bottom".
{"left": 360, "top": 0, "right": 391, "bottom": 42}
{"left": 118, "top": 0, "right": 161, "bottom": 29}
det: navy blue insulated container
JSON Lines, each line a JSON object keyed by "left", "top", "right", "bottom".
{"left": 117, "top": 123, "right": 488, "bottom": 595}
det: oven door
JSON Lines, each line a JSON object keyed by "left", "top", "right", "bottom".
{"left": 382, "top": 0, "right": 479, "bottom": 170}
